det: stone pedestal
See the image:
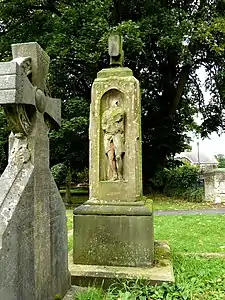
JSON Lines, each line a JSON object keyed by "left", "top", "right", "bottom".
{"left": 73, "top": 67, "right": 154, "bottom": 269}
{"left": 204, "top": 169, "right": 225, "bottom": 202}
{"left": 74, "top": 205, "right": 154, "bottom": 267}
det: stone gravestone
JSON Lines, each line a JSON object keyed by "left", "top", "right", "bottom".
{"left": 73, "top": 34, "right": 154, "bottom": 274}
{"left": 0, "top": 42, "right": 70, "bottom": 299}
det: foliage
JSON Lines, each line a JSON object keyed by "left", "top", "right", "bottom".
{"left": 49, "top": 97, "right": 89, "bottom": 171}
{"left": 51, "top": 163, "right": 67, "bottom": 187}
{"left": 0, "top": 1, "right": 225, "bottom": 180}
{"left": 76, "top": 287, "right": 105, "bottom": 300}
{"left": 49, "top": 97, "right": 89, "bottom": 199}
{"left": 76, "top": 282, "right": 188, "bottom": 300}
{"left": 149, "top": 164, "right": 203, "bottom": 201}
{"left": 170, "top": 187, "right": 204, "bottom": 202}
{"left": 75, "top": 167, "right": 89, "bottom": 183}
{"left": 215, "top": 154, "right": 225, "bottom": 168}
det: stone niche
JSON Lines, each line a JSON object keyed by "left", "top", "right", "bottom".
{"left": 89, "top": 68, "right": 142, "bottom": 203}
{"left": 100, "top": 89, "right": 126, "bottom": 182}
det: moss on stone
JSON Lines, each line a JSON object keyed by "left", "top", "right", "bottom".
{"left": 97, "top": 67, "right": 133, "bottom": 78}
{"left": 154, "top": 241, "right": 171, "bottom": 266}
{"left": 142, "top": 197, "right": 153, "bottom": 213}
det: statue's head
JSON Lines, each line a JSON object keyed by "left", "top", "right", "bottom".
{"left": 108, "top": 95, "right": 120, "bottom": 108}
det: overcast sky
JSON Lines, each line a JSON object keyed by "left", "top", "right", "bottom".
{"left": 190, "top": 133, "right": 225, "bottom": 155}
{"left": 188, "top": 68, "right": 225, "bottom": 155}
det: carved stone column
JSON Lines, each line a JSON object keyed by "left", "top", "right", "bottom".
{"left": 73, "top": 35, "right": 154, "bottom": 268}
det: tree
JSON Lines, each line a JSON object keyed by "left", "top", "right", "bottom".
{"left": 49, "top": 97, "right": 89, "bottom": 202}
{"left": 215, "top": 154, "right": 225, "bottom": 168}
{"left": 0, "top": 0, "right": 225, "bottom": 184}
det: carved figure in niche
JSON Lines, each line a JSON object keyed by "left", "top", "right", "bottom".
{"left": 102, "top": 94, "right": 125, "bottom": 181}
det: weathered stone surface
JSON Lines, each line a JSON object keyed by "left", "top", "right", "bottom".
{"left": 0, "top": 42, "right": 70, "bottom": 299}
{"left": 73, "top": 214, "right": 154, "bottom": 267}
{"left": 70, "top": 241, "right": 174, "bottom": 288}
{"left": 204, "top": 168, "right": 225, "bottom": 202}
{"left": 89, "top": 68, "right": 142, "bottom": 202}
{"left": 108, "top": 33, "right": 124, "bottom": 67}
{"left": 73, "top": 35, "right": 155, "bottom": 275}
{"left": 74, "top": 203, "right": 152, "bottom": 215}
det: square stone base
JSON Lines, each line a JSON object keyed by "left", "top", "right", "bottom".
{"left": 73, "top": 213, "right": 154, "bottom": 267}
{"left": 67, "top": 241, "right": 174, "bottom": 290}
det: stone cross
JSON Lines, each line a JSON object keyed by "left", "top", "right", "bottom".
{"left": 0, "top": 42, "right": 60, "bottom": 136}
{"left": 108, "top": 33, "right": 124, "bottom": 67}
{"left": 0, "top": 43, "right": 70, "bottom": 299}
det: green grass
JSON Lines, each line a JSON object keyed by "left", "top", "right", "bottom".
{"left": 149, "top": 194, "right": 224, "bottom": 211}
{"left": 174, "top": 256, "right": 225, "bottom": 299}
{"left": 66, "top": 210, "right": 73, "bottom": 230}
{"left": 73, "top": 257, "right": 225, "bottom": 300}
{"left": 154, "top": 214, "right": 225, "bottom": 253}
{"left": 67, "top": 204, "right": 225, "bottom": 299}
{"left": 68, "top": 235, "right": 73, "bottom": 252}
{"left": 64, "top": 192, "right": 225, "bottom": 210}
{"left": 74, "top": 259, "right": 225, "bottom": 300}
{"left": 60, "top": 188, "right": 88, "bottom": 195}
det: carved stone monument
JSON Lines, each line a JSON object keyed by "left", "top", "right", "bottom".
{"left": 0, "top": 43, "right": 70, "bottom": 299}
{"left": 73, "top": 34, "right": 154, "bottom": 273}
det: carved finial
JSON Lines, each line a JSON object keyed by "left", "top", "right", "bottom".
{"left": 108, "top": 33, "right": 124, "bottom": 67}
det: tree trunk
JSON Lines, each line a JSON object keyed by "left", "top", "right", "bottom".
{"left": 65, "top": 165, "right": 72, "bottom": 205}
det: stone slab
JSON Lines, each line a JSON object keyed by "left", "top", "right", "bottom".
{"left": 73, "top": 213, "right": 154, "bottom": 267}
{"left": 69, "top": 241, "right": 174, "bottom": 288}
{"left": 97, "top": 67, "right": 133, "bottom": 78}
{"left": 74, "top": 203, "right": 152, "bottom": 215}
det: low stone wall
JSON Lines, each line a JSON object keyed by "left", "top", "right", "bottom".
{"left": 204, "top": 168, "right": 225, "bottom": 202}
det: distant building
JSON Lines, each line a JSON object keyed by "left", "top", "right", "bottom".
{"left": 175, "top": 151, "right": 218, "bottom": 171}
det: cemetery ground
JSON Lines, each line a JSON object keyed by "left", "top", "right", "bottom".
{"left": 66, "top": 197, "right": 225, "bottom": 300}
{"left": 61, "top": 188, "right": 225, "bottom": 211}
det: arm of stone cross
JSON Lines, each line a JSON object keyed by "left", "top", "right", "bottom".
{"left": 0, "top": 42, "right": 61, "bottom": 135}
{"left": 0, "top": 57, "right": 36, "bottom": 106}
{"left": 45, "top": 97, "right": 61, "bottom": 128}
